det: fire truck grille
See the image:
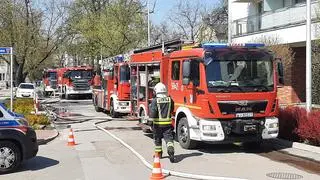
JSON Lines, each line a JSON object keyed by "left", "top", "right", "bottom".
{"left": 73, "top": 81, "right": 90, "bottom": 90}
{"left": 218, "top": 100, "right": 268, "bottom": 114}
{"left": 49, "top": 80, "right": 57, "bottom": 89}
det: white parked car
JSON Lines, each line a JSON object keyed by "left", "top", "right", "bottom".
{"left": 16, "top": 83, "right": 35, "bottom": 98}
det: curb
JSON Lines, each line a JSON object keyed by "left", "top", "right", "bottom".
{"left": 272, "top": 138, "right": 320, "bottom": 154}
{"left": 37, "top": 129, "right": 59, "bottom": 145}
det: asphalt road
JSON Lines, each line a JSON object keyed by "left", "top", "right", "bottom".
{"left": 1, "top": 98, "right": 319, "bottom": 180}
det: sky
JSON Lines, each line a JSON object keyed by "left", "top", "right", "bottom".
{"left": 150, "top": 0, "right": 220, "bottom": 24}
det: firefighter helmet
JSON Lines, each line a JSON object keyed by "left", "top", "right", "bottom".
{"left": 154, "top": 82, "right": 167, "bottom": 97}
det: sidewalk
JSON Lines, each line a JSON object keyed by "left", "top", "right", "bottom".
{"left": 36, "top": 129, "right": 59, "bottom": 145}
{"left": 266, "top": 138, "right": 320, "bottom": 163}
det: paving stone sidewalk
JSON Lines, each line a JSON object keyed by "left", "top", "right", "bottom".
{"left": 36, "top": 129, "right": 59, "bottom": 145}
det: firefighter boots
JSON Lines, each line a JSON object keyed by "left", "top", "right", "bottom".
{"left": 167, "top": 146, "right": 175, "bottom": 163}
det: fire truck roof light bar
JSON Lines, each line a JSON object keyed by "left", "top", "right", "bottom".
{"left": 202, "top": 43, "right": 265, "bottom": 49}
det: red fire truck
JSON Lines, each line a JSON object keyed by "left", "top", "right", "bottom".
{"left": 92, "top": 55, "right": 131, "bottom": 118}
{"left": 57, "top": 66, "right": 94, "bottom": 99}
{"left": 42, "top": 69, "right": 57, "bottom": 96}
{"left": 130, "top": 40, "right": 283, "bottom": 149}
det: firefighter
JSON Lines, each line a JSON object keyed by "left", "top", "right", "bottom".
{"left": 149, "top": 82, "right": 175, "bottom": 163}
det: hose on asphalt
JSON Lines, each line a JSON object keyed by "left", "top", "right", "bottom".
{"left": 94, "top": 120, "right": 248, "bottom": 180}
{"left": 42, "top": 99, "right": 247, "bottom": 180}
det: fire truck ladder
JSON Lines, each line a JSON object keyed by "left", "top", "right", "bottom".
{"left": 133, "top": 39, "right": 195, "bottom": 54}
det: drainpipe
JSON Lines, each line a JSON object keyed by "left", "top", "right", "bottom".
{"left": 306, "top": 0, "right": 312, "bottom": 112}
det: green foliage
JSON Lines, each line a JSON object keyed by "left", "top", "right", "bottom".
{"left": 67, "top": 0, "right": 147, "bottom": 60}
{"left": 5, "top": 98, "right": 49, "bottom": 129}
{"left": 0, "top": 0, "right": 68, "bottom": 83}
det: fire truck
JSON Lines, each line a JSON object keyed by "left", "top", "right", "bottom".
{"left": 92, "top": 55, "right": 131, "bottom": 118}
{"left": 57, "top": 66, "right": 94, "bottom": 99}
{"left": 129, "top": 40, "right": 283, "bottom": 149}
{"left": 42, "top": 69, "right": 57, "bottom": 96}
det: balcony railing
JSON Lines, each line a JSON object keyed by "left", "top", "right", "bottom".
{"left": 232, "top": 1, "right": 319, "bottom": 37}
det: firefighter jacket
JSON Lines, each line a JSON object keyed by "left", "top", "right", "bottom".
{"left": 149, "top": 96, "right": 174, "bottom": 126}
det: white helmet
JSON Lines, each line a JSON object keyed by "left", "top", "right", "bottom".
{"left": 154, "top": 82, "right": 167, "bottom": 97}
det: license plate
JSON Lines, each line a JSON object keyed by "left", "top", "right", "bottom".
{"left": 244, "top": 125, "right": 256, "bottom": 132}
{"left": 236, "top": 112, "right": 253, "bottom": 118}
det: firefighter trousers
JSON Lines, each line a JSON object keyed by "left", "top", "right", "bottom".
{"left": 153, "top": 125, "right": 174, "bottom": 155}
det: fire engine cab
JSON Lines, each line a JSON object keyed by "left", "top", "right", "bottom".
{"left": 57, "top": 66, "right": 94, "bottom": 99}
{"left": 130, "top": 40, "right": 282, "bottom": 149}
{"left": 42, "top": 69, "right": 57, "bottom": 96}
{"left": 92, "top": 55, "right": 131, "bottom": 118}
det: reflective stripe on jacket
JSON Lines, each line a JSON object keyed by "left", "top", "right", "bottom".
{"left": 149, "top": 96, "right": 174, "bottom": 126}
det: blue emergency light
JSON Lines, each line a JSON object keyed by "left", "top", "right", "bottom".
{"left": 113, "top": 55, "right": 124, "bottom": 63}
{"left": 202, "top": 43, "right": 265, "bottom": 49}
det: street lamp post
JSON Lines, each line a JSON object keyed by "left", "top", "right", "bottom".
{"left": 147, "top": 0, "right": 151, "bottom": 46}
{"left": 306, "top": 0, "right": 312, "bottom": 112}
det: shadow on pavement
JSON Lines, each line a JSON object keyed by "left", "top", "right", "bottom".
{"left": 197, "top": 141, "right": 285, "bottom": 155}
{"left": 163, "top": 152, "right": 203, "bottom": 163}
{"left": 17, "top": 156, "right": 59, "bottom": 172}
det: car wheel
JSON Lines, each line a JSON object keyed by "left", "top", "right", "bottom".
{"left": 0, "top": 141, "right": 21, "bottom": 174}
{"left": 110, "top": 100, "right": 118, "bottom": 118}
{"left": 177, "top": 117, "right": 198, "bottom": 149}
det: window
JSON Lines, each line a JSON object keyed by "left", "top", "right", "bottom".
{"left": 190, "top": 60, "right": 200, "bottom": 86}
{"left": 0, "top": 110, "right": 3, "bottom": 118}
{"left": 171, "top": 61, "right": 180, "bottom": 80}
{"left": 295, "top": 0, "right": 306, "bottom": 4}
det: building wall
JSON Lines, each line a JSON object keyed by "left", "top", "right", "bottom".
{"left": 231, "top": 0, "right": 319, "bottom": 44}
{"left": 277, "top": 46, "right": 306, "bottom": 104}
{"left": 0, "top": 60, "right": 8, "bottom": 88}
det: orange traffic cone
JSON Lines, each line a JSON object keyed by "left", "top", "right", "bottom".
{"left": 67, "top": 128, "right": 76, "bottom": 146}
{"left": 150, "top": 153, "right": 165, "bottom": 180}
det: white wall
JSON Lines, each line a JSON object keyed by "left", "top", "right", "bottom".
{"left": 232, "top": 22, "right": 320, "bottom": 45}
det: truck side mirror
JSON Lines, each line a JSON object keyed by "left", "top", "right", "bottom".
{"left": 276, "top": 58, "right": 284, "bottom": 86}
{"left": 182, "top": 60, "right": 191, "bottom": 85}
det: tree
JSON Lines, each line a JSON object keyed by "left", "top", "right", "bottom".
{"left": 203, "top": 0, "right": 228, "bottom": 42}
{"left": 67, "top": 0, "right": 147, "bottom": 64}
{"left": 0, "top": 0, "right": 70, "bottom": 84}
{"left": 253, "top": 35, "right": 295, "bottom": 86}
{"left": 166, "top": 0, "right": 216, "bottom": 43}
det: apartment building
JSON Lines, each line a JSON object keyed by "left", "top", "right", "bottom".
{"left": 229, "top": 0, "right": 319, "bottom": 104}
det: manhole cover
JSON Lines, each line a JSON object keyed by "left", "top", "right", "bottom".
{"left": 266, "top": 172, "right": 303, "bottom": 179}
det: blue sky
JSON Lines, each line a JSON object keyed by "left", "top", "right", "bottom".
{"left": 150, "top": 0, "right": 220, "bottom": 24}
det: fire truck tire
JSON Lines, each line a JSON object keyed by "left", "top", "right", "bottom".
{"left": 177, "top": 117, "right": 198, "bottom": 149}
{"left": 110, "top": 100, "right": 118, "bottom": 118}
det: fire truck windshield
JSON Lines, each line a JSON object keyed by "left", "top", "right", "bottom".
{"left": 68, "top": 70, "right": 92, "bottom": 79}
{"left": 48, "top": 72, "right": 57, "bottom": 80}
{"left": 204, "top": 50, "right": 274, "bottom": 93}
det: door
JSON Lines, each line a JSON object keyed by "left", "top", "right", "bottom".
{"left": 168, "top": 60, "right": 183, "bottom": 111}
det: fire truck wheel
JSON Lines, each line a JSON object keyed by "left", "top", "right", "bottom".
{"left": 110, "top": 100, "right": 118, "bottom": 118}
{"left": 177, "top": 117, "right": 198, "bottom": 149}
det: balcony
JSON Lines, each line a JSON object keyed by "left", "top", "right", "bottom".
{"left": 232, "top": 1, "right": 319, "bottom": 37}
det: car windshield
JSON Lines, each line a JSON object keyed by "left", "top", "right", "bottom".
{"left": 19, "top": 84, "right": 34, "bottom": 89}
{"left": 69, "top": 70, "right": 92, "bottom": 79}
{"left": 204, "top": 49, "right": 274, "bottom": 93}
{"left": 120, "top": 65, "right": 130, "bottom": 82}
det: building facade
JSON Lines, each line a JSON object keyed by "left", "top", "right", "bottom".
{"left": 229, "top": 0, "right": 319, "bottom": 105}
{"left": 0, "top": 60, "right": 8, "bottom": 88}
